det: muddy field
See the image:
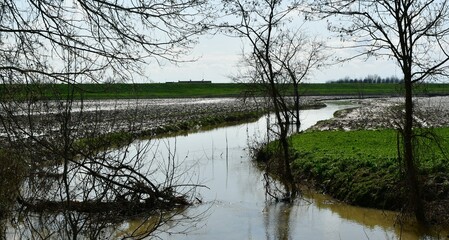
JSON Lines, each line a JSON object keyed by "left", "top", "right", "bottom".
{"left": 0, "top": 98, "right": 266, "bottom": 141}
{"left": 311, "top": 96, "right": 449, "bottom": 131}
{"left": 3, "top": 95, "right": 448, "bottom": 143}
{"left": 82, "top": 98, "right": 262, "bottom": 132}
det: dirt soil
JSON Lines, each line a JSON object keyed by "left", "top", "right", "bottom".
{"left": 0, "top": 97, "right": 327, "bottom": 143}
{"left": 310, "top": 96, "right": 449, "bottom": 131}
{"left": 0, "top": 98, "right": 263, "bottom": 141}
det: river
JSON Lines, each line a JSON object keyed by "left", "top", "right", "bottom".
{"left": 118, "top": 102, "right": 444, "bottom": 239}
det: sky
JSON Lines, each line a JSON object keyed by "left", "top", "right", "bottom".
{"left": 143, "top": 6, "right": 402, "bottom": 84}
{"left": 144, "top": 27, "right": 401, "bottom": 84}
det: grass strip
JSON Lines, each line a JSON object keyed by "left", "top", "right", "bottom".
{"left": 2, "top": 83, "right": 449, "bottom": 100}
{"left": 288, "top": 128, "right": 449, "bottom": 211}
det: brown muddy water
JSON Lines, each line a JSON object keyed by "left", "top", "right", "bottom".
{"left": 117, "top": 102, "right": 447, "bottom": 239}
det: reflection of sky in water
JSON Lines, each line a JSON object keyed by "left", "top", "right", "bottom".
{"left": 31, "top": 101, "right": 435, "bottom": 239}
{"left": 144, "top": 103, "right": 438, "bottom": 240}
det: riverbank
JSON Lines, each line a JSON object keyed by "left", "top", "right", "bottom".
{"left": 286, "top": 97, "right": 449, "bottom": 226}
{"left": 290, "top": 128, "right": 449, "bottom": 225}
{"left": 0, "top": 98, "right": 261, "bottom": 144}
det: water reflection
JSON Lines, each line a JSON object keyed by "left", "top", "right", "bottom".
{"left": 311, "top": 192, "right": 448, "bottom": 240}
{"left": 263, "top": 202, "right": 294, "bottom": 240}
{"left": 152, "top": 102, "right": 446, "bottom": 240}
{"left": 6, "top": 102, "right": 447, "bottom": 239}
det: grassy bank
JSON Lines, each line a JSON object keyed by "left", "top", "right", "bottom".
{"left": 288, "top": 128, "right": 449, "bottom": 223}
{"left": 291, "top": 129, "right": 401, "bottom": 209}
{"left": 2, "top": 83, "right": 449, "bottom": 99}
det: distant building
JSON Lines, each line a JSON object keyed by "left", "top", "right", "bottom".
{"left": 178, "top": 79, "right": 212, "bottom": 84}
{"left": 166, "top": 79, "right": 212, "bottom": 84}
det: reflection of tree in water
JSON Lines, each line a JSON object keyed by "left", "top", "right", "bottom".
{"left": 0, "top": 97, "right": 203, "bottom": 239}
{"left": 0, "top": 0, "right": 211, "bottom": 238}
{"left": 263, "top": 203, "right": 293, "bottom": 240}
{"left": 2, "top": 140, "right": 208, "bottom": 239}
{"left": 311, "top": 193, "right": 443, "bottom": 240}
{"left": 10, "top": 204, "right": 191, "bottom": 239}
{"left": 8, "top": 140, "right": 199, "bottom": 238}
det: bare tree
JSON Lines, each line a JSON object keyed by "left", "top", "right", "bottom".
{"left": 220, "top": 0, "right": 324, "bottom": 200}
{"left": 310, "top": 0, "right": 449, "bottom": 223}
{"left": 0, "top": 0, "right": 212, "bottom": 238}
{"left": 1, "top": 50, "right": 203, "bottom": 239}
{"left": 272, "top": 31, "right": 325, "bottom": 132}
{"left": 0, "top": 0, "right": 211, "bottom": 83}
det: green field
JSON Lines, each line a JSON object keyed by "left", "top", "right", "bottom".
{"left": 2, "top": 82, "right": 449, "bottom": 99}
{"left": 289, "top": 128, "right": 449, "bottom": 210}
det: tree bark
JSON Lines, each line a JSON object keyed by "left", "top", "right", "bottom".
{"left": 294, "top": 82, "right": 300, "bottom": 133}
{"left": 403, "top": 73, "right": 426, "bottom": 223}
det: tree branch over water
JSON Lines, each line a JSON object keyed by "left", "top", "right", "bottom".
{"left": 0, "top": 0, "right": 213, "bottom": 238}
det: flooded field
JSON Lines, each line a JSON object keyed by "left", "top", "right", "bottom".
{"left": 311, "top": 96, "right": 449, "bottom": 131}
{"left": 3, "top": 98, "right": 449, "bottom": 239}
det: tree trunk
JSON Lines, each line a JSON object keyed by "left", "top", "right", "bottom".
{"left": 279, "top": 132, "right": 296, "bottom": 198}
{"left": 270, "top": 85, "right": 296, "bottom": 199}
{"left": 294, "top": 83, "right": 300, "bottom": 133}
{"left": 403, "top": 74, "right": 426, "bottom": 223}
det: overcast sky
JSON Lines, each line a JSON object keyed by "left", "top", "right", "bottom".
{"left": 144, "top": 15, "right": 401, "bottom": 84}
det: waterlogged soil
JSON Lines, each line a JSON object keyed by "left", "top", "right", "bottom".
{"left": 0, "top": 97, "right": 326, "bottom": 144}
{"left": 80, "top": 98, "right": 267, "bottom": 136}
{"left": 310, "top": 96, "right": 449, "bottom": 131}
{"left": 0, "top": 98, "right": 264, "bottom": 142}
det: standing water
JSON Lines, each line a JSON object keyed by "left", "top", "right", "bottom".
{"left": 121, "top": 103, "right": 443, "bottom": 239}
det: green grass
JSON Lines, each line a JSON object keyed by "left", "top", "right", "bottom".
{"left": 2, "top": 83, "right": 449, "bottom": 100}
{"left": 301, "top": 83, "right": 403, "bottom": 96}
{"left": 301, "top": 83, "right": 449, "bottom": 96}
{"left": 291, "top": 129, "right": 399, "bottom": 160}
{"left": 289, "top": 128, "right": 449, "bottom": 210}
{"left": 0, "top": 83, "right": 250, "bottom": 100}
{"left": 77, "top": 83, "right": 248, "bottom": 98}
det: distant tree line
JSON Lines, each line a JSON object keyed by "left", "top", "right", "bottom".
{"left": 326, "top": 75, "right": 402, "bottom": 84}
